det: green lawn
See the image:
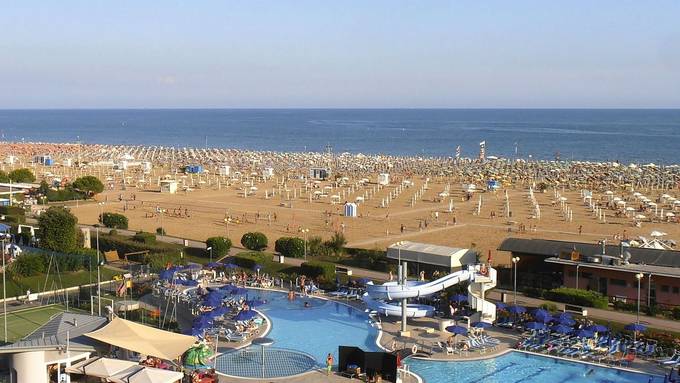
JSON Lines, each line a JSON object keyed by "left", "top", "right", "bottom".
{"left": 3, "top": 268, "right": 120, "bottom": 298}
{"left": 0, "top": 305, "right": 84, "bottom": 343}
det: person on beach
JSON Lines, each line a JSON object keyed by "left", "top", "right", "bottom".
{"left": 326, "top": 353, "right": 334, "bottom": 375}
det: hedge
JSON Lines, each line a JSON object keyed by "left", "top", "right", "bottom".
{"left": 241, "top": 232, "right": 268, "bottom": 251}
{"left": 300, "top": 261, "right": 336, "bottom": 282}
{"left": 97, "top": 234, "right": 179, "bottom": 256}
{"left": 101, "top": 212, "right": 129, "bottom": 229}
{"left": 231, "top": 252, "right": 271, "bottom": 270}
{"left": 542, "top": 288, "right": 609, "bottom": 309}
{"left": 274, "top": 237, "right": 305, "bottom": 258}
{"left": 0, "top": 206, "right": 25, "bottom": 216}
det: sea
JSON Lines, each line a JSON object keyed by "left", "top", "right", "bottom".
{"left": 0, "top": 109, "right": 679, "bottom": 164}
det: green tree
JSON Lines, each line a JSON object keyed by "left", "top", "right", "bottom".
{"left": 101, "top": 212, "right": 129, "bottom": 229}
{"left": 0, "top": 171, "right": 9, "bottom": 183}
{"left": 72, "top": 175, "right": 104, "bottom": 196}
{"left": 275, "top": 237, "right": 305, "bottom": 258}
{"left": 240, "top": 232, "right": 268, "bottom": 251}
{"left": 206, "top": 236, "right": 232, "bottom": 258}
{"left": 324, "top": 232, "right": 347, "bottom": 256}
{"left": 8, "top": 168, "right": 36, "bottom": 183}
{"left": 38, "top": 180, "right": 50, "bottom": 195}
{"left": 37, "top": 206, "right": 78, "bottom": 253}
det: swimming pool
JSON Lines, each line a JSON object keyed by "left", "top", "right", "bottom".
{"left": 242, "top": 289, "right": 380, "bottom": 365}
{"left": 405, "top": 351, "right": 663, "bottom": 383}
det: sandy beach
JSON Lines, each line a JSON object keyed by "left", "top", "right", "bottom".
{"left": 4, "top": 142, "right": 680, "bottom": 267}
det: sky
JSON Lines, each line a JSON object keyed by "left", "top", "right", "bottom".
{"left": 1, "top": 1, "right": 679, "bottom": 109}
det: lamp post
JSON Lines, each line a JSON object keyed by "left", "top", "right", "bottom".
{"left": 224, "top": 217, "right": 230, "bottom": 238}
{"left": 512, "top": 256, "right": 520, "bottom": 305}
{"left": 301, "top": 228, "right": 309, "bottom": 259}
{"left": 635, "top": 272, "right": 644, "bottom": 343}
{"left": 207, "top": 247, "right": 213, "bottom": 264}
{"left": 1, "top": 232, "right": 10, "bottom": 343}
{"left": 97, "top": 202, "right": 104, "bottom": 316}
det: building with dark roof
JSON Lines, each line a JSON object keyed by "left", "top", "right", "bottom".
{"left": 498, "top": 238, "right": 680, "bottom": 307}
{"left": 0, "top": 312, "right": 108, "bottom": 383}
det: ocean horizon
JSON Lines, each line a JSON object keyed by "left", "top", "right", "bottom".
{"left": 1, "top": 108, "right": 679, "bottom": 163}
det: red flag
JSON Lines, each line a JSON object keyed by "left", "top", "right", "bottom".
{"left": 396, "top": 352, "right": 402, "bottom": 367}
{"left": 487, "top": 249, "right": 492, "bottom": 264}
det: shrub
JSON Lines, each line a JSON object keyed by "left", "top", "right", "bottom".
{"left": 300, "top": 261, "right": 336, "bottom": 282}
{"left": 0, "top": 206, "right": 25, "bottom": 216}
{"left": 101, "top": 212, "right": 129, "bottom": 229}
{"left": 46, "top": 188, "right": 85, "bottom": 202}
{"left": 0, "top": 171, "right": 8, "bottom": 183}
{"left": 133, "top": 232, "right": 157, "bottom": 245}
{"left": 307, "top": 236, "right": 324, "bottom": 256}
{"left": 543, "top": 288, "right": 609, "bottom": 309}
{"left": 274, "top": 237, "right": 305, "bottom": 258}
{"left": 323, "top": 232, "right": 347, "bottom": 255}
{"left": 206, "top": 237, "right": 232, "bottom": 258}
{"left": 613, "top": 300, "right": 638, "bottom": 312}
{"left": 673, "top": 307, "right": 680, "bottom": 320}
{"left": 10, "top": 253, "right": 45, "bottom": 277}
{"left": 156, "top": 227, "right": 166, "bottom": 235}
{"left": 109, "top": 229, "right": 118, "bottom": 236}
{"left": 231, "top": 252, "right": 272, "bottom": 270}
{"left": 241, "top": 232, "right": 268, "bottom": 251}
{"left": 539, "top": 302, "right": 558, "bottom": 312}
{"left": 144, "top": 252, "right": 185, "bottom": 272}
{"left": 37, "top": 206, "right": 78, "bottom": 253}
{"left": 524, "top": 287, "right": 545, "bottom": 299}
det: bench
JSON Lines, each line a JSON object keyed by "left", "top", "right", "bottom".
{"left": 564, "top": 304, "right": 588, "bottom": 317}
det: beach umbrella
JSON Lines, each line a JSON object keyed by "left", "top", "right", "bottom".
{"left": 222, "top": 263, "right": 239, "bottom": 269}
{"left": 495, "top": 302, "right": 507, "bottom": 310}
{"left": 624, "top": 323, "right": 647, "bottom": 332}
{"left": 575, "top": 329, "right": 594, "bottom": 338}
{"left": 556, "top": 317, "right": 576, "bottom": 326}
{"left": 159, "top": 270, "right": 175, "bottom": 280}
{"left": 550, "top": 324, "right": 573, "bottom": 334}
{"left": 206, "top": 262, "right": 221, "bottom": 268}
{"left": 471, "top": 321, "right": 492, "bottom": 329}
{"left": 184, "top": 263, "right": 202, "bottom": 270}
{"left": 525, "top": 322, "right": 548, "bottom": 331}
{"left": 449, "top": 294, "right": 468, "bottom": 303}
{"left": 0, "top": 224, "right": 10, "bottom": 232}
{"left": 357, "top": 278, "right": 371, "bottom": 285}
{"left": 253, "top": 264, "right": 263, "bottom": 272}
{"left": 220, "top": 284, "right": 235, "bottom": 291}
{"left": 532, "top": 309, "right": 552, "bottom": 323}
{"left": 445, "top": 325, "right": 468, "bottom": 336}
{"left": 507, "top": 305, "right": 526, "bottom": 314}
{"left": 585, "top": 324, "right": 609, "bottom": 333}
{"left": 234, "top": 310, "right": 258, "bottom": 321}
{"left": 555, "top": 312, "right": 572, "bottom": 321}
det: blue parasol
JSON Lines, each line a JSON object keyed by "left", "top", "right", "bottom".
{"left": 449, "top": 294, "right": 468, "bottom": 303}
{"left": 532, "top": 309, "right": 552, "bottom": 323}
{"left": 445, "top": 325, "right": 468, "bottom": 335}
{"left": 525, "top": 322, "right": 548, "bottom": 331}
{"left": 507, "top": 305, "right": 526, "bottom": 314}
{"left": 575, "top": 329, "right": 595, "bottom": 338}
{"left": 471, "top": 321, "right": 492, "bottom": 329}
{"left": 550, "top": 324, "right": 573, "bottom": 334}
{"left": 495, "top": 302, "right": 507, "bottom": 310}
{"left": 586, "top": 324, "right": 609, "bottom": 333}
{"left": 624, "top": 323, "right": 647, "bottom": 332}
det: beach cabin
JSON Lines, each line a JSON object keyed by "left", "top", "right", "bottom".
{"left": 62, "top": 158, "right": 72, "bottom": 167}
{"left": 34, "top": 155, "right": 53, "bottom": 166}
{"left": 378, "top": 173, "right": 390, "bottom": 186}
{"left": 160, "top": 180, "right": 178, "bottom": 194}
{"left": 185, "top": 165, "right": 203, "bottom": 174}
{"left": 309, "top": 167, "right": 330, "bottom": 180}
{"left": 344, "top": 202, "right": 358, "bottom": 217}
{"left": 487, "top": 179, "right": 501, "bottom": 191}
{"left": 386, "top": 241, "right": 478, "bottom": 273}
{"left": 218, "top": 165, "right": 230, "bottom": 176}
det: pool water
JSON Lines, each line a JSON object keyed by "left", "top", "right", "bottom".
{"left": 245, "top": 289, "right": 380, "bottom": 366}
{"left": 405, "top": 351, "right": 664, "bottom": 383}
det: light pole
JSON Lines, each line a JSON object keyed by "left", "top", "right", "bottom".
{"left": 512, "top": 256, "right": 520, "bottom": 305}
{"left": 97, "top": 202, "right": 104, "bottom": 317}
{"left": 224, "top": 217, "right": 230, "bottom": 238}
{"left": 207, "top": 247, "right": 213, "bottom": 264}
{"left": 633, "top": 273, "right": 645, "bottom": 342}
{"left": 1, "top": 233, "right": 10, "bottom": 343}
{"left": 301, "top": 228, "right": 309, "bottom": 259}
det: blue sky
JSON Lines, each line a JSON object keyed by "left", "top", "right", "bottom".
{"left": 1, "top": 1, "right": 679, "bottom": 108}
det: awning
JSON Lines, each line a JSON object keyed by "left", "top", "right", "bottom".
{"left": 84, "top": 317, "right": 196, "bottom": 360}
{"left": 65, "top": 357, "right": 137, "bottom": 378}
{"left": 108, "top": 365, "right": 184, "bottom": 383}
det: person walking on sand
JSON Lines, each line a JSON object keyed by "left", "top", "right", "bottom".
{"left": 326, "top": 353, "right": 334, "bottom": 376}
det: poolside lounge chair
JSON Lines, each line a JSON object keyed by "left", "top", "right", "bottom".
{"left": 659, "top": 351, "right": 680, "bottom": 366}
{"left": 619, "top": 352, "right": 636, "bottom": 367}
